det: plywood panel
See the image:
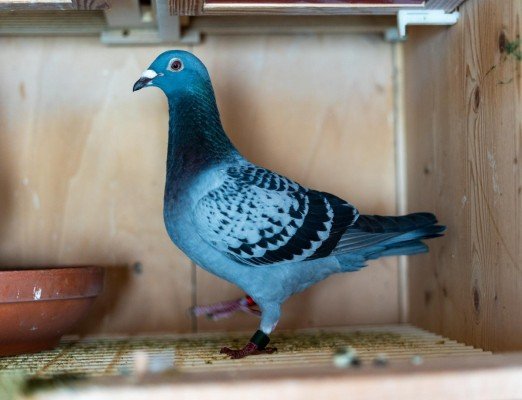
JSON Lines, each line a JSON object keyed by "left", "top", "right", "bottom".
{"left": 170, "top": 0, "right": 426, "bottom": 15}
{"left": 426, "top": 0, "right": 466, "bottom": 11}
{"left": 405, "top": 0, "right": 522, "bottom": 351}
{"left": 173, "top": 0, "right": 463, "bottom": 15}
{"left": 193, "top": 34, "right": 399, "bottom": 332}
{"left": 0, "top": 38, "right": 194, "bottom": 334}
{"left": 205, "top": 0, "right": 424, "bottom": 4}
{"left": 0, "top": 34, "right": 397, "bottom": 334}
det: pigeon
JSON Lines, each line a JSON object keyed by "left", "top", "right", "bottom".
{"left": 133, "top": 50, "right": 445, "bottom": 359}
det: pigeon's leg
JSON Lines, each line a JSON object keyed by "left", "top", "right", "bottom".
{"left": 220, "top": 303, "right": 280, "bottom": 359}
{"left": 190, "top": 295, "right": 260, "bottom": 321}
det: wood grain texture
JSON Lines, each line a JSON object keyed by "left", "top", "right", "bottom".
{"left": 0, "top": 34, "right": 397, "bottom": 334}
{"left": 0, "top": 14, "right": 395, "bottom": 36}
{"left": 405, "top": 0, "right": 522, "bottom": 351}
{"left": 169, "top": 0, "right": 422, "bottom": 15}
{"left": 35, "top": 353, "right": 522, "bottom": 400}
{"left": 171, "top": 0, "right": 204, "bottom": 15}
{"left": 200, "top": 4, "right": 422, "bottom": 15}
{"left": 0, "top": 38, "right": 194, "bottom": 334}
{"left": 0, "top": 0, "right": 109, "bottom": 10}
{"left": 0, "top": 11, "right": 107, "bottom": 35}
{"left": 187, "top": 15, "right": 396, "bottom": 35}
{"left": 71, "top": 0, "right": 109, "bottom": 9}
{"left": 169, "top": 0, "right": 425, "bottom": 15}
{"left": 205, "top": 0, "right": 423, "bottom": 4}
{"left": 172, "top": 0, "right": 467, "bottom": 16}
{"left": 426, "top": 0, "right": 467, "bottom": 11}
{"left": 192, "top": 34, "right": 399, "bottom": 333}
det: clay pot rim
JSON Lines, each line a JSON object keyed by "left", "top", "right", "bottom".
{"left": 0, "top": 266, "right": 105, "bottom": 304}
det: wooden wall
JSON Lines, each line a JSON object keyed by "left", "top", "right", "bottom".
{"left": 0, "top": 34, "right": 397, "bottom": 334}
{"left": 405, "top": 0, "right": 522, "bottom": 351}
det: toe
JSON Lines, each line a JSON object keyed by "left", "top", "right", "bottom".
{"left": 219, "top": 347, "right": 242, "bottom": 359}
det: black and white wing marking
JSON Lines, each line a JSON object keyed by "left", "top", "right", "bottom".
{"left": 193, "top": 164, "right": 359, "bottom": 266}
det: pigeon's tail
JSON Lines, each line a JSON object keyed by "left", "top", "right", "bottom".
{"left": 333, "top": 212, "right": 445, "bottom": 264}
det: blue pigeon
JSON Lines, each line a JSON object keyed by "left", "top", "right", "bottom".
{"left": 133, "top": 50, "right": 445, "bottom": 359}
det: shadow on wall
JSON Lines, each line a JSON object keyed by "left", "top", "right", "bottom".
{"left": 0, "top": 80, "right": 133, "bottom": 334}
{"left": 74, "top": 265, "right": 131, "bottom": 335}
{"left": 0, "top": 93, "right": 13, "bottom": 266}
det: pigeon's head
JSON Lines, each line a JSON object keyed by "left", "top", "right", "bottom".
{"left": 133, "top": 50, "right": 211, "bottom": 97}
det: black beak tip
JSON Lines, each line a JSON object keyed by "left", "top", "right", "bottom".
{"left": 133, "top": 77, "right": 151, "bottom": 92}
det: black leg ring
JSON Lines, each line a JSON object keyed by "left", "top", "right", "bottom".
{"left": 250, "top": 330, "right": 270, "bottom": 350}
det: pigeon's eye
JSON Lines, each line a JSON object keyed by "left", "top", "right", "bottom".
{"left": 169, "top": 58, "right": 183, "bottom": 72}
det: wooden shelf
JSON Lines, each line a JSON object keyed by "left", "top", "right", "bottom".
{"left": 171, "top": 0, "right": 466, "bottom": 16}
{"left": 33, "top": 354, "right": 522, "bottom": 400}
{"left": 0, "top": 325, "right": 489, "bottom": 376}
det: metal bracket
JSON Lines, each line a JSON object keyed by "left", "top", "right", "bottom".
{"left": 102, "top": 0, "right": 200, "bottom": 45}
{"left": 395, "top": 9, "right": 460, "bottom": 39}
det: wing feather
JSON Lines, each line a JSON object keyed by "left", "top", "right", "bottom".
{"left": 193, "top": 163, "right": 358, "bottom": 266}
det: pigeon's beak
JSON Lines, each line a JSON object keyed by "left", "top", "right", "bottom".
{"left": 133, "top": 69, "right": 158, "bottom": 92}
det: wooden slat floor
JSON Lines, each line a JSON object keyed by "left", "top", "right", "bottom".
{"left": 0, "top": 325, "right": 490, "bottom": 378}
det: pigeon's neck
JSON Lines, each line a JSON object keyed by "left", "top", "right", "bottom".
{"left": 165, "top": 85, "right": 236, "bottom": 189}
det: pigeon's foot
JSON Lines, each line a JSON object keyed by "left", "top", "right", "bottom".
{"left": 220, "top": 330, "right": 276, "bottom": 359}
{"left": 220, "top": 342, "right": 277, "bottom": 359}
{"left": 190, "top": 295, "right": 260, "bottom": 321}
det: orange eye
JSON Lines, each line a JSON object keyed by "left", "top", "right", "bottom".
{"left": 169, "top": 58, "right": 183, "bottom": 72}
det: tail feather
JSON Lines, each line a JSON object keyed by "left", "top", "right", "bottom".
{"left": 365, "top": 240, "right": 428, "bottom": 260}
{"left": 333, "top": 212, "right": 445, "bottom": 260}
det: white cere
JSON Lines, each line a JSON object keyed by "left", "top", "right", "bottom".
{"left": 141, "top": 69, "right": 158, "bottom": 80}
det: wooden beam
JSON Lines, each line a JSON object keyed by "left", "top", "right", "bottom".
{"left": 425, "top": 0, "right": 467, "bottom": 11}
{"left": 0, "top": 0, "right": 109, "bottom": 10}
{"left": 33, "top": 354, "right": 522, "bottom": 400}
{"left": 187, "top": 15, "right": 396, "bottom": 34}
{"left": 170, "top": 0, "right": 469, "bottom": 16}
{"left": 0, "top": 10, "right": 106, "bottom": 35}
{"left": 201, "top": 3, "right": 423, "bottom": 15}
{"left": 170, "top": 0, "right": 203, "bottom": 15}
{"left": 0, "top": 12, "right": 395, "bottom": 36}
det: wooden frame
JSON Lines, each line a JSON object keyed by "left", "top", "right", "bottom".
{"left": 32, "top": 354, "right": 522, "bottom": 400}
{"left": 405, "top": 0, "right": 522, "bottom": 352}
{"left": 171, "top": 0, "right": 466, "bottom": 16}
{"left": 0, "top": 0, "right": 109, "bottom": 10}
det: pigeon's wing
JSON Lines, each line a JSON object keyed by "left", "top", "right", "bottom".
{"left": 193, "top": 164, "right": 359, "bottom": 266}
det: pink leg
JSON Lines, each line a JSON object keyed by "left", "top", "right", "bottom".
{"left": 190, "top": 295, "right": 261, "bottom": 321}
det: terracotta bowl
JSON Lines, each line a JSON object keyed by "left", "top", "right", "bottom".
{"left": 0, "top": 266, "right": 105, "bottom": 356}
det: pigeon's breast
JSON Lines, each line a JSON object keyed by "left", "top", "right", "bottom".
{"left": 163, "top": 165, "right": 227, "bottom": 250}
{"left": 161, "top": 165, "right": 257, "bottom": 285}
